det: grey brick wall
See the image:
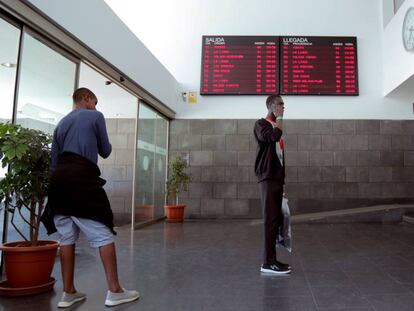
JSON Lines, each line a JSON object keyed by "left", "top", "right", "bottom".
{"left": 169, "top": 119, "right": 414, "bottom": 218}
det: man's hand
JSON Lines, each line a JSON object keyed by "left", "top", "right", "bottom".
{"left": 268, "top": 120, "right": 277, "bottom": 128}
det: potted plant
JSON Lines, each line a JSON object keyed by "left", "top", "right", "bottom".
{"left": 0, "top": 123, "right": 58, "bottom": 296}
{"left": 165, "top": 156, "right": 191, "bottom": 223}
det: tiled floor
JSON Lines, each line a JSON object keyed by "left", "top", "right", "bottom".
{"left": 1, "top": 221, "right": 414, "bottom": 310}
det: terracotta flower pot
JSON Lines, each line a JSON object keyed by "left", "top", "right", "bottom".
{"left": 165, "top": 204, "right": 186, "bottom": 223}
{"left": 0, "top": 240, "right": 59, "bottom": 288}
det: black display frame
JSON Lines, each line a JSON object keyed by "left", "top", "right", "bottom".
{"left": 200, "top": 35, "right": 280, "bottom": 95}
{"left": 279, "top": 36, "right": 359, "bottom": 96}
{"left": 200, "top": 35, "right": 359, "bottom": 96}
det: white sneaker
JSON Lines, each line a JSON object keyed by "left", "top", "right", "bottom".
{"left": 105, "top": 288, "right": 140, "bottom": 307}
{"left": 57, "top": 291, "right": 86, "bottom": 308}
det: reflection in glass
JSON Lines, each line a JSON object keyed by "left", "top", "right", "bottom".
{"left": 16, "top": 32, "right": 77, "bottom": 134}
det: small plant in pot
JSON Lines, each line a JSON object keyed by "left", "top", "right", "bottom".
{"left": 0, "top": 123, "right": 58, "bottom": 296}
{"left": 165, "top": 156, "right": 191, "bottom": 223}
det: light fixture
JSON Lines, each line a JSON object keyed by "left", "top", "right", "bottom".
{"left": 1, "top": 62, "right": 17, "bottom": 68}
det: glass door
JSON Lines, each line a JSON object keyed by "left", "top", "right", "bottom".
{"left": 154, "top": 115, "right": 168, "bottom": 219}
{"left": 133, "top": 102, "right": 168, "bottom": 226}
{"left": 1, "top": 23, "right": 78, "bottom": 272}
{"left": 0, "top": 16, "right": 20, "bottom": 125}
{"left": 79, "top": 62, "right": 138, "bottom": 227}
{"left": 7, "top": 28, "right": 78, "bottom": 245}
{"left": 0, "top": 14, "right": 22, "bottom": 272}
{"left": 15, "top": 29, "right": 78, "bottom": 134}
{"left": 134, "top": 103, "right": 156, "bottom": 223}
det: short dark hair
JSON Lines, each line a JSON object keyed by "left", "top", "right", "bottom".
{"left": 266, "top": 95, "right": 282, "bottom": 110}
{"left": 72, "top": 87, "right": 97, "bottom": 104}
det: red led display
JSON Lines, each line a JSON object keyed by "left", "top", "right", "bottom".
{"left": 280, "top": 36, "right": 358, "bottom": 95}
{"left": 200, "top": 36, "right": 279, "bottom": 95}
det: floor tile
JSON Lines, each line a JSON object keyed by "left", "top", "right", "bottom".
{"left": 1, "top": 222, "right": 414, "bottom": 310}
{"left": 311, "top": 285, "right": 371, "bottom": 309}
{"left": 366, "top": 293, "right": 414, "bottom": 311}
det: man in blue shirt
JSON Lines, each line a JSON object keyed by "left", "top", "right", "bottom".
{"left": 49, "top": 88, "right": 139, "bottom": 308}
{"left": 50, "top": 93, "right": 112, "bottom": 171}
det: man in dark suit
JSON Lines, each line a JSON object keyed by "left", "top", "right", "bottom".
{"left": 254, "top": 94, "right": 291, "bottom": 274}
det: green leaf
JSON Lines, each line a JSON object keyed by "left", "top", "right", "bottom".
{"left": 15, "top": 145, "right": 28, "bottom": 159}
{"left": 1, "top": 145, "right": 11, "bottom": 153}
{"left": 5, "top": 149, "right": 16, "bottom": 159}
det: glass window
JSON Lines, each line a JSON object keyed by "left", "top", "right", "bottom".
{"left": 15, "top": 31, "right": 77, "bottom": 134}
{"left": 0, "top": 17, "right": 20, "bottom": 177}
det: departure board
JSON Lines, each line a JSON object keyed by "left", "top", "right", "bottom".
{"left": 200, "top": 36, "right": 279, "bottom": 95}
{"left": 280, "top": 36, "right": 358, "bottom": 95}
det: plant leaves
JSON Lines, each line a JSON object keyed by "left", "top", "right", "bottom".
{"left": 5, "top": 148, "right": 16, "bottom": 159}
{"left": 0, "top": 122, "right": 51, "bottom": 244}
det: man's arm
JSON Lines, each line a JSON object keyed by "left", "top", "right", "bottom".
{"left": 95, "top": 112, "right": 112, "bottom": 158}
{"left": 254, "top": 121, "right": 283, "bottom": 143}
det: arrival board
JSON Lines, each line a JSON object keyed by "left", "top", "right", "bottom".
{"left": 280, "top": 36, "right": 358, "bottom": 95}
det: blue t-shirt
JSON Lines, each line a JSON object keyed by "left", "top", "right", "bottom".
{"left": 51, "top": 108, "right": 112, "bottom": 171}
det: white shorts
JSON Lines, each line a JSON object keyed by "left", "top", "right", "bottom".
{"left": 54, "top": 215, "right": 114, "bottom": 248}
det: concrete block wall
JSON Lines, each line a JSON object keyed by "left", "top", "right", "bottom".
{"left": 169, "top": 119, "right": 414, "bottom": 218}
{"left": 99, "top": 118, "right": 136, "bottom": 225}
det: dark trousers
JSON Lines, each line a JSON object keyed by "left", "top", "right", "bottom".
{"left": 259, "top": 179, "right": 283, "bottom": 265}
